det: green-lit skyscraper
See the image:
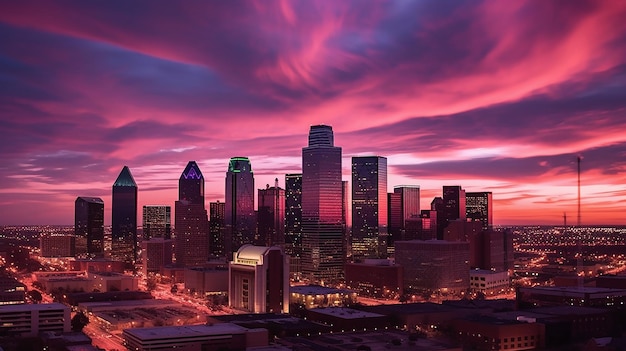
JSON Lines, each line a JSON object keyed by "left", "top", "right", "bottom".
{"left": 225, "top": 157, "right": 255, "bottom": 254}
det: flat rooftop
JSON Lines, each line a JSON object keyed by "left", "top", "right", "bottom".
{"left": 124, "top": 323, "right": 249, "bottom": 340}
{"left": 79, "top": 299, "right": 180, "bottom": 311}
{"left": 519, "top": 286, "right": 626, "bottom": 296}
{"left": 0, "top": 302, "right": 67, "bottom": 312}
{"left": 291, "top": 285, "right": 354, "bottom": 295}
{"left": 309, "top": 307, "right": 385, "bottom": 319}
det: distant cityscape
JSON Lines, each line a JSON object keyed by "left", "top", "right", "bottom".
{"left": 1, "top": 125, "right": 626, "bottom": 351}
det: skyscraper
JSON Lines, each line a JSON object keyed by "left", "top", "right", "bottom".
{"left": 466, "top": 192, "right": 493, "bottom": 231}
{"left": 74, "top": 197, "right": 104, "bottom": 258}
{"left": 175, "top": 161, "right": 208, "bottom": 267}
{"left": 351, "top": 156, "right": 388, "bottom": 259}
{"left": 225, "top": 157, "right": 255, "bottom": 254}
{"left": 284, "top": 173, "right": 302, "bottom": 275}
{"left": 387, "top": 185, "right": 420, "bottom": 249}
{"left": 301, "top": 125, "right": 343, "bottom": 283}
{"left": 257, "top": 179, "right": 285, "bottom": 247}
{"left": 438, "top": 186, "right": 466, "bottom": 239}
{"left": 142, "top": 205, "right": 171, "bottom": 240}
{"left": 209, "top": 201, "right": 226, "bottom": 259}
{"left": 112, "top": 166, "right": 138, "bottom": 266}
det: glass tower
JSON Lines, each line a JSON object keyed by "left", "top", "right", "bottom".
{"left": 285, "top": 173, "right": 302, "bottom": 277}
{"left": 74, "top": 197, "right": 104, "bottom": 258}
{"left": 175, "top": 161, "right": 208, "bottom": 267}
{"left": 351, "top": 156, "right": 388, "bottom": 259}
{"left": 225, "top": 157, "right": 255, "bottom": 254}
{"left": 257, "top": 180, "right": 285, "bottom": 247}
{"left": 301, "top": 125, "right": 343, "bottom": 283}
{"left": 112, "top": 166, "right": 138, "bottom": 266}
{"left": 209, "top": 201, "right": 226, "bottom": 258}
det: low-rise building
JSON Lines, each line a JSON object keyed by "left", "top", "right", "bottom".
{"left": 122, "top": 323, "right": 268, "bottom": 351}
{"left": 470, "top": 269, "right": 509, "bottom": 295}
{"left": 454, "top": 315, "right": 545, "bottom": 351}
{"left": 345, "top": 259, "right": 403, "bottom": 298}
{"left": 0, "top": 303, "right": 70, "bottom": 337}
{"left": 290, "top": 285, "right": 357, "bottom": 309}
{"left": 0, "top": 277, "right": 26, "bottom": 305}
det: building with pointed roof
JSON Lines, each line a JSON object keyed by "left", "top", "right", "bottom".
{"left": 175, "top": 161, "right": 209, "bottom": 267}
{"left": 112, "top": 166, "right": 138, "bottom": 267}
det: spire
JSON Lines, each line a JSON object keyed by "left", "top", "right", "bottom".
{"left": 180, "top": 161, "right": 204, "bottom": 180}
{"left": 113, "top": 166, "right": 137, "bottom": 187}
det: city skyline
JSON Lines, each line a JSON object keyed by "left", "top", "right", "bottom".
{"left": 1, "top": 1, "right": 626, "bottom": 225}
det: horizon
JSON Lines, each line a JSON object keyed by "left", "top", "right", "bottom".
{"left": 1, "top": 1, "right": 626, "bottom": 226}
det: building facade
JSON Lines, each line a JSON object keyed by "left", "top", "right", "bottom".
{"left": 387, "top": 185, "right": 420, "bottom": 249}
{"left": 40, "top": 234, "right": 75, "bottom": 257}
{"left": 351, "top": 156, "right": 388, "bottom": 259}
{"left": 301, "top": 125, "right": 344, "bottom": 283}
{"left": 111, "top": 166, "right": 138, "bottom": 267}
{"left": 0, "top": 303, "right": 70, "bottom": 337}
{"left": 74, "top": 197, "right": 104, "bottom": 258}
{"left": 175, "top": 161, "right": 209, "bottom": 267}
{"left": 225, "top": 157, "right": 255, "bottom": 254}
{"left": 285, "top": 173, "right": 303, "bottom": 276}
{"left": 209, "top": 201, "right": 226, "bottom": 259}
{"left": 466, "top": 192, "right": 493, "bottom": 231}
{"left": 257, "top": 180, "right": 285, "bottom": 247}
{"left": 228, "top": 245, "right": 289, "bottom": 314}
{"left": 142, "top": 205, "right": 171, "bottom": 240}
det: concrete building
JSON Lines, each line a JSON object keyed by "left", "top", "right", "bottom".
{"left": 122, "top": 323, "right": 268, "bottom": 351}
{"left": 69, "top": 258, "right": 126, "bottom": 273}
{"left": 454, "top": 315, "right": 544, "bottom": 351}
{"left": 229, "top": 245, "right": 289, "bottom": 314}
{"left": 0, "top": 303, "right": 70, "bottom": 337}
{"left": 344, "top": 259, "right": 403, "bottom": 298}
{"left": 40, "top": 234, "right": 75, "bottom": 257}
{"left": 141, "top": 238, "right": 173, "bottom": 275}
{"left": 285, "top": 173, "right": 303, "bottom": 277}
{"left": 257, "top": 180, "right": 285, "bottom": 247}
{"left": 184, "top": 266, "right": 229, "bottom": 296}
{"left": 395, "top": 240, "right": 470, "bottom": 295}
{"left": 469, "top": 269, "right": 510, "bottom": 295}
{"left": 0, "top": 277, "right": 26, "bottom": 305}
{"left": 305, "top": 307, "right": 388, "bottom": 332}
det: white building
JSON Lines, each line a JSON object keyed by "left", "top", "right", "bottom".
{"left": 0, "top": 303, "right": 70, "bottom": 336}
{"left": 469, "top": 269, "right": 510, "bottom": 294}
{"left": 229, "top": 245, "right": 289, "bottom": 313}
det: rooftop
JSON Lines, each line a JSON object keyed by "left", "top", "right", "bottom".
{"left": 123, "top": 323, "right": 249, "bottom": 340}
{"left": 291, "top": 285, "right": 354, "bottom": 296}
{"left": 0, "top": 302, "right": 67, "bottom": 312}
{"left": 309, "top": 307, "right": 385, "bottom": 320}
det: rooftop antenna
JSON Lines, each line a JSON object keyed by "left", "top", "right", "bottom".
{"left": 577, "top": 156, "right": 582, "bottom": 227}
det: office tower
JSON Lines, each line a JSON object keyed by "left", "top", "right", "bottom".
{"left": 225, "top": 157, "right": 255, "bottom": 254}
{"left": 228, "top": 245, "right": 289, "bottom": 313}
{"left": 387, "top": 185, "right": 420, "bottom": 247}
{"left": 142, "top": 205, "right": 171, "bottom": 240}
{"left": 443, "top": 185, "right": 466, "bottom": 225}
{"left": 301, "top": 125, "right": 343, "bottom": 283}
{"left": 111, "top": 166, "right": 138, "bottom": 266}
{"left": 351, "top": 156, "right": 388, "bottom": 259}
{"left": 141, "top": 238, "right": 173, "bottom": 276}
{"left": 395, "top": 240, "right": 470, "bottom": 294}
{"left": 285, "top": 173, "right": 302, "bottom": 275}
{"left": 466, "top": 191, "right": 493, "bottom": 231}
{"left": 175, "top": 161, "right": 208, "bottom": 267}
{"left": 209, "top": 201, "right": 226, "bottom": 258}
{"left": 257, "top": 179, "right": 285, "bottom": 247}
{"left": 342, "top": 180, "right": 350, "bottom": 260}
{"left": 431, "top": 196, "right": 445, "bottom": 240}
{"left": 74, "top": 197, "right": 104, "bottom": 258}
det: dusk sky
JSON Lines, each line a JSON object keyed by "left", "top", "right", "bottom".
{"left": 1, "top": 1, "right": 626, "bottom": 226}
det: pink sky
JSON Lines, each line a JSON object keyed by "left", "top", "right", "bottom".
{"left": 1, "top": 1, "right": 626, "bottom": 225}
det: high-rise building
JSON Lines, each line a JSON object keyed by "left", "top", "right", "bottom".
{"left": 466, "top": 191, "right": 493, "bottom": 231}
{"left": 228, "top": 245, "right": 289, "bottom": 314}
{"left": 387, "top": 186, "right": 420, "bottom": 248}
{"left": 342, "top": 180, "right": 350, "bottom": 260}
{"left": 40, "top": 234, "right": 75, "bottom": 258}
{"left": 301, "top": 125, "right": 343, "bottom": 283}
{"left": 74, "top": 197, "right": 104, "bottom": 258}
{"left": 285, "top": 173, "right": 302, "bottom": 275}
{"left": 351, "top": 156, "right": 388, "bottom": 259}
{"left": 257, "top": 180, "right": 285, "bottom": 247}
{"left": 225, "top": 157, "right": 255, "bottom": 254}
{"left": 142, "top": 205, "right": 171, "bottom": 240}
{"left": 141, "top": 238, "right": 173, "bottom": 276}
{"left": 209, "top": 201, "right": 226, "bottom": 259}
{"left": 443, "top": 185, "right": 466, "bottom": 224}
{"left": 112, "top": 166, "right": 138, "bottom": 266}
{"left": 175, "top": 161, "right": 208, "bottom": 267}
{"left": 431, "top": 196, "right": 445, "bottom": 240}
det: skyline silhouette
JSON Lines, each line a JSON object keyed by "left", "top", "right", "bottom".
{"left": 1, "top": 1, "right": 626, "bottom": 225}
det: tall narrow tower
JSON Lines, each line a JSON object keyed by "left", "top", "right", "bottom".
{"left": 301, "top": 125, "right": 343, "bottom": 283}
{"left": 577, "top": 156, "right": 582, "bottom": 227}
{"left": 175, "top": 161, "right": 208, "bottom": 267}
{"left": 225, "top": 157, "right": 255, "bottom": 254}
{"left": 112, "top": 166, "right": 138, "bottom": 267}
{"left": 351, "top": 156, "right": 388, "bottom": 259}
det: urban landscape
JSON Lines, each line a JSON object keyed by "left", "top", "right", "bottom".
{"left": 2, "top": 1, "right": 626, "bottom": 351}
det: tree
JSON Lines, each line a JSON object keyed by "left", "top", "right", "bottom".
{"left": 71, "top": 311, "right": 90, "bottom": 331}
{"left": 27, "top": 290, "right": 43, "bottom": 303}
